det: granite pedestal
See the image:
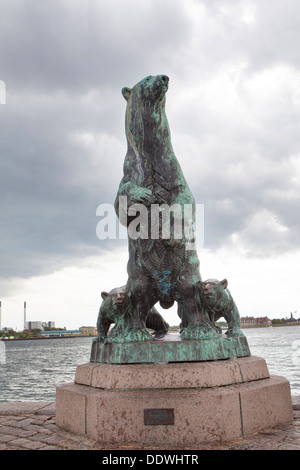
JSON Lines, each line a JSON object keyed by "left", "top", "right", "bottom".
{"left": 56, "top": 333, "right": 293, "bottom": 446}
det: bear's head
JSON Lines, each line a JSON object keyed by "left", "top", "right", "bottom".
{"left": 122, "top": 75, "right": 169, "bottom": 105}
{"left": 100, "top": 286, "right": 131, "bottom": 318}
{"left": 121, "top": 75, "right": 170, "bottom": 152}
{"left": 199, "top": 279, "right": 229, "bottom": 310}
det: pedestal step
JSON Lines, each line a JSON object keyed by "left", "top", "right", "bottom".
{"left": 56, "top": 356, "right": 294, "bottom": 446}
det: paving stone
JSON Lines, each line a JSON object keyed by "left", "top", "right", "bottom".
{"left": 0, "top": 434, "right": 16, "bottom": 443}
{"left": 18, "top": 424, "right": 44, "bottom": 433}
{"left": 0, "top": 425, "right": 23, "bottom": 436}
{"left": 22, "top": 440, "right": 47, "bottom": 450}
{"left": 36, "top": 427, "right": 53, "bottom": 435}
{"left": 0, "top": 402, "right": 51, "bottom": 416}
{"left": 43, "top": 423, "right": 57, "bottom": 431}
{"left": 8, "top": 438, "right": 31, "bottom": 447}
{"left": 29, "top": 432, "right": 56, "bottom": 442}
{"left": 10, "top": 418, "right": 34, "bottom": 427}
{"left": 12, "top": 429, "right": 38, "bottom": 438}
{"left": 0, "top": 400, "right": 300, "bottom": 450}
{"left": 39, "top": 434, "right": 65, "bottom": 446}
{"left": 38, "top": 445, "right": 61, "bottom": 450}
{"left": 279, "top": 444, "right": 300, "bottom": 450}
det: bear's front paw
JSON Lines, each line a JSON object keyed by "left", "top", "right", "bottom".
{"left": 93, "top": 334, "right": 106, "bottom": 344}
{"left": 107, "top": 327, "right": 153, "bottom": 343}
{"left": 225, "top": 327, "right": 245, "bottom": 338}
{"left": 181, "top": 325, "right": 220, "bottom": 340}
{"left": 131, "top": 187, "right": 153, "bottom": 205}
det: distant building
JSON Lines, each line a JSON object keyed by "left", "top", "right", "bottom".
{"left": 284, "top": 313, "right": 299, "bottom": 324}
{"left": 40, "top": 330, "right": 82, "bottom": 337}
{"left": 255, "top": 317, "right": 272, "bottom": 326}
{"left": 240, "top": 317, "right": 256, "bottom": 327}
{"left": 80, "top": 326, "right": 97, "bottom": 335}
{"left": 42, "top": 321, "right": 55, "bottom": 329}
{"left": 26, "top": 321, "right": 55, "bottom": 331}
{"left": 240, "top": 316, "right": 272, "bottom": 327}
{"left": 27, "top": 321, "right": 43, "bottom": 330}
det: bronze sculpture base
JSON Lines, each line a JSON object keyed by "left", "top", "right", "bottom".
{"left": 90, "top": 332, "right": 250, "bottom": 364}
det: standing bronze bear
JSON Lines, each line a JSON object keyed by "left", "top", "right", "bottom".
{"left": 113, "top": 75, "right": 218, "bottom": 342}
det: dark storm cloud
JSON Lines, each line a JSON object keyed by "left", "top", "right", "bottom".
{"left": 1, "top": 0, "right": 300, "bottom": 287}
{"left": 0, "top": 0, "right": 191, "bottom": 93}
{"left": 165, "top": 0, "right": 300, "bottom": 257}
{"left": 0, "top": 0, "right": 193, "bottom": 280}
{"left": 0, "top": 90, "right": 124, "bottom": 278}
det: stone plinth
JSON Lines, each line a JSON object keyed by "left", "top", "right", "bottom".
{"left": 56, "top": 356, "right": 293, "bottom": 446}
{"left": 90, "top": 332, "right": 251, "bottom": 364}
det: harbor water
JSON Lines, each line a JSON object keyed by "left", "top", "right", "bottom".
{"left": 0, "top": 326, "right": 299, "bottom": 402}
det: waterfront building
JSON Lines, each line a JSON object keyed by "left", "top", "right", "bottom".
{"left": 240, "top": 316, "right": 272, "bottom": 327}
{"left": 26, "top": 320, "right": 56, "bottom": 331}
{"left": 80, "top": 326, "right": 97, "bottom": 335}
{"left": 240, "top": 316, "right": 256, "bottom": 327}
{"left": 255, "top": 317, "right": 272, "bottom": 326}
{"left": 40, "top": 330, "right": 82, "bottom": 337}
{"left": 27, "top": 321, "right": 43, "bottom": 330}
{"left": 42, "top": 321, "right": 56, "bottom": 329}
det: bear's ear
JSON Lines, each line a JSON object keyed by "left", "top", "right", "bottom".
{"left": 122, "top": 87, "right": 131, "bottom": 101}
{"left": 220, "top": 279, "right": 228, "bottom": 289}
{"left": 101, "top": 291, "right": 109, "bottom": 299}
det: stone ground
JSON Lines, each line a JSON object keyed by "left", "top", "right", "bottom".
{"left": 0, "top": 398, "right": 299, "bottom": 451}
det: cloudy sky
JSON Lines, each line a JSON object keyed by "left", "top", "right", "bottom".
{"left": 1, "top": 0, "right": 300, "bottom": 330}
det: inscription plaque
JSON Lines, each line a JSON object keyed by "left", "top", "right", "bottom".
{"left": 144, "top": 408, "right": 174, "bottom": 425}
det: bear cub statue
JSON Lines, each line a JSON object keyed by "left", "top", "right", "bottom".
{"left": 96, "top": 286, "right": 169, "bottom": 343}
{"left": 200, "top": 279, "right": 244, "bottom": 337}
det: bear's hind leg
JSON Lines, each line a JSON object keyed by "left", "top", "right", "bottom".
{"left": 146, "top": 307, "right": 169, "bottom": 339}
{"left": 177, "top": 280, "right": 219, "bottom": 340}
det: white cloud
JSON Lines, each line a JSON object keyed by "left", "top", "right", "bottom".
{"left": 217, "top": 0, "right": 257, "bottom": 26}
{"left": 230, "top": 209, "right": 290, "bottom": 257}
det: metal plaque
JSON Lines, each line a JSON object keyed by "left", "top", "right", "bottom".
{"left": 144, "top": 408, "right": 174, "bottom": 425}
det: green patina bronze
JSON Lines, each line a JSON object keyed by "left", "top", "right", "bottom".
{"left": 91, "top": 333, "right": 250, "bottom": 364}
{"left": 199, "top": 278, "right": 245, "bottom": 338}
{"left": 93, "top": 74, "right": 251, "bottom": 362}
{"left": 96, "top": 286, "right": 169, "bottom": 343}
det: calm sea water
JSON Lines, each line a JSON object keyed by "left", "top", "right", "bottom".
{"left": 0, "top": 326, "right": 299, "bottom": 402}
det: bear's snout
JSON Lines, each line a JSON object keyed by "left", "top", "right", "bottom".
{"left": 203, "top": 285, "right": 212, "bottom": 295}
{"left": 159, "top": 75, "right": 169, "bottom": 90}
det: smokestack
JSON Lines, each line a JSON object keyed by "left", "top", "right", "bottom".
{"left": 0, "top": 301, "right": 2, "bottom": 331}
{"left": 24, "top": 301, "right": 27, "bottom": 330}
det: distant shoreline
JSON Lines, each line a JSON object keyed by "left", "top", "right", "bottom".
{"left": 1, "top": 322, "right": 299, "bottom": 342}
{"left": 241, "top": 323, "right": 300, "bottom": 329}
{"left": 0, "top": 334, "right": 97, "bottom": 342}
